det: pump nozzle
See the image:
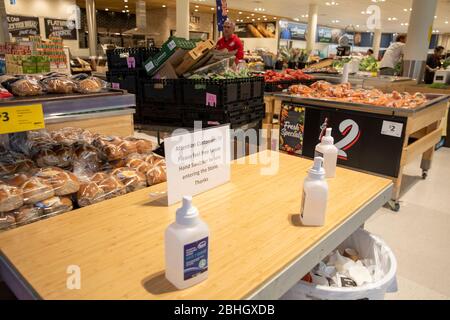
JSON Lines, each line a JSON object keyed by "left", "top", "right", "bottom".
{"left": 309, "top": 157, "right": 326, "bottom": 178}
{"left": 325, "top": 128, "right": 332, "bottom": 137}
{"left": 176, "top": 196, "right": 199, "bottom": 225}
{"left": 313, "top": 157, "right": 324, "bottom": 171}
{"left": 321, "top": 128, "right": 334, "bottom": 145}
{"left": 182, "top": 196, "right": 193, "bottom": 210}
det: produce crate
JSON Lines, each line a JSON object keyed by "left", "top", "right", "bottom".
{"left": 182, "top": 108, "right": 251, "bottom": 128}
{"left": 249, "top": 104, "right": 265, "bottom": 121}
{"left": 182, "top": 78, "right": 240, "bottom": 106}
{"left": 252, "top": 77, "right": 265, "bottom": 99}
{"left": 264, "top": 78, "right": 317, "bottom": 93}
{"left": 140, "top": 102, "right": 183, "bottom": 125}
{"left": 107, "top": 47, "right": 160, "bottom": 71}
{"left": 240, "top": 78, "right": 253, "bottom": 101}
{"left": 106, "top": 70, "right": 141, "bottom": 94}
{"left": 140, "top": 78, "right": 182, "bottom": 105}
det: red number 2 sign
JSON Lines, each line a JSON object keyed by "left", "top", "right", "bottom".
{"left": 334, "top": 119, "right": 361, "bottom": 160}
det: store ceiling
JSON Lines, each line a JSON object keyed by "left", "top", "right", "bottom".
{"left": 77, "top": 0, "right": 450, "bottom": 33}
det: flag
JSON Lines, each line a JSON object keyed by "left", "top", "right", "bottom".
{"left": 216, "top": 0, "right": 228, "bottom": 32}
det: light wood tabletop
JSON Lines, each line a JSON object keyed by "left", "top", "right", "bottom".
{"left": 0, "top": 152, "right": 392, "bottom": 300}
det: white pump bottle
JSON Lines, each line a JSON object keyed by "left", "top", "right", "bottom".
{"left": 315, "top": 128, "right": 338, "bottom": 178}
{"left": 300, "top": 157, "right": 329, "bottom": 227}
{"left": 165, "top": 196, "right": 209, "bottom": 289}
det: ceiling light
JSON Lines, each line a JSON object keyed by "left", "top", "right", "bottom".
{"left": 194, "top": 9, "right": 198, "bottom": 12}
{"left": 403, "top": 8, "right": 408, "bottom": 12}
{"left": 124, "top": 0, "right": 128, "bottom": 2}
{"left": 239, "top": 12, "right": 242, "bottom": 14}
{"left": 162, "top": 5, "right": 166, "bottom": 8}
{"left": 122, "top": 10, "right": 125, "bottom": 13}
{"left": 246, "top": 16, "right": 250, "bottom": 19}
{"left": 445, "top": 21, "right": 449, "bottom": 24}
{"left": 264, "top": 18, "right": 267, "bottom": 21}
{"left": 126, "top": 9, "right": 129, "bottom": 12}
{"left": 263, "top": 16, "right": 266, "bottom": 18}
{"left": 251, "top": 13, "right": 254, "bottom": 16}
{"left": 294, "top": 18, "right": 300, "bottom": 21}
{"left": 211, "top": 7, "right": 214, "bottom": 10}
{"left": 252, "top": 19, "right": 255, "bottom": 21}
{"left": 434, "top": 16, "right": 437, "bottom": 19}
{"left": 125, "top": 5, "right": 128, "bottom": 8}
{"left": 105, "top": 8, "right": 109, "bottom": 11}
{"left": 195, "top": 5, "right": 199, "bottom": 8}
{"left": 325, "top": 1, "right": 339, "bottom": 6}
{"left": 257, "top": 18, "right": 261, "bottom": 20}
{"left": 274, "top": 17, "right": 277, "bottom": 20}
{"left": 356, "top": 24, "right": 360, "bottom": 27}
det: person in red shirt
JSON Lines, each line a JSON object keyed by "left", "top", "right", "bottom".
{"left": 216, "top": 19, "right": 244, "bottom": 63}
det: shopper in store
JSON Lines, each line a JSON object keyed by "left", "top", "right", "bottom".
{"left": 424, "top": 46, "right": 445, "bottom": 84}
{"left": 379, "top": 34, "right": 407, "bottom": 75}
{"left": 216, "top": 19, "right": 244, "bottom": 63}
{"left": 366, "top": 49, "right": 374, "bottom": 57}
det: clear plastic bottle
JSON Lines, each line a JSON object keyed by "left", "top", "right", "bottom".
{"left": 315, "top": 128, "right": 338, "bottom": 178}
{"left": 300, "top": 157, "right": 329, "bottom": 227}
{"left": 165, "top": 196, "right": 209, "bottom": 289}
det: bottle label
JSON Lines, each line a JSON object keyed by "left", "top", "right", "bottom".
{"left": 300, "top": 190, "right": 306, "bottom": 220}
{"left": 315, "top": 150, "right": 324, "bottom": 158}
{"left": 184, "top": 237, "right": 209, "bottom": 280}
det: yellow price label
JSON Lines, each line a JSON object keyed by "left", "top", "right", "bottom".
{"left": 0, "top": 104, "right": 45, "bottom": 135}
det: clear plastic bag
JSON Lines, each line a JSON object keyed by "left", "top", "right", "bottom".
{"left": 41, "top": 77, "right": 77, "bottom": 94}
{"left": 74, "top": 76, "right": 105, "bottom": 94}
{"left": 111, "top": 167, "right": 147, "bottom": 193}
{"left": 10, "top": 78, "right": 44, "bottom": 96}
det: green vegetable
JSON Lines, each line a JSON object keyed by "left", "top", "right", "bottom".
{"left": 359, "top": 56, "right": 379, "bottom": 72}
{"left": 429, "top": 83, "right": 449, "bottom": 89}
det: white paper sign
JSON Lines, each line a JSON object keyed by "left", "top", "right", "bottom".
{"left": 381, "top": 120, "right": 403, "bottom": 138}
{"left": 164, "top": 125, "right": 231, "bottom": 205}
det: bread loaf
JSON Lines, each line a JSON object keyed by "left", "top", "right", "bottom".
{"left": 112, "top": 167, "right": 147, "bottom": 193}
{"left": 21, "top": 177, "right": 55, "bottom": 204}
{"left": 0, "top": 184, "right": 24, "bottom": 212}
{"left": 77, "top": 182, "right": 105, "bottom": 207}
{"left": 125, "top": 137, "right": 153, "bottom": 154}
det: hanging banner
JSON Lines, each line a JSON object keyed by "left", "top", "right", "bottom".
{"left": 7, "top": 15, "right": 40, "bottom": 37}
{"left": 44, "top": 18, "right": 77, "bottom": 40}
{"left": 216, "top": 0, "right": 228, "bottom": 32}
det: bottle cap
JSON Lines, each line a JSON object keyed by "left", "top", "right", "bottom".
{"left": 321, "top": 128, "right": 334, "bottom": 145}
{"left": 176, "top": 196, "right": 199, "bottom": 225}
{"left": 309, "top": 157, "right": 325, "bottom": 179}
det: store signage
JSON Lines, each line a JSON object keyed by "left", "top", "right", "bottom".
{"left": 279, "top": 21, "right": 307, "bottom": 41}
{"left": 381, "top": 120, "right": 403, "bottom": 138}
{"left": 164, "top": 125, "right": 231, "bottom": 205}
{"left": 44, "top": 18, "right": 77, "bottom": 40}
{"left": 279, "top": 104, "right": 305, "bottom": 155}
{"left": 0, "top": 104, "right": 45, "bottom": 135}
{"left": 235, "top": 22, "right": 276, "bottom": 39}
{"left": 7, "top": 15, "right": 40, "bottom": 37}
{"left": 317, "top": 26, "right": 333, "bottom": 43}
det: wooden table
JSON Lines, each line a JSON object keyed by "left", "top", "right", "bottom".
{"left": 0, "top": 152, "right": 392, "bottom": 300}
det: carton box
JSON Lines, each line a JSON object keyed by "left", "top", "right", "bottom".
{"left": 152, "top": 63, "right": 178, "bottom": 79}
{"left": 175, "top": 39, "right": 215, "bottom": 76}
{"left": 144, "top": 37, "right": 197, "bottom": 76}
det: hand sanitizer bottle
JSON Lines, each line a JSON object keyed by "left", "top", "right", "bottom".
{"left": 315, "top": 128, "right": 338, "bottom": 178}
{"left": 165, "top": 196, "right": 209, "bottom": 290}
{"left": 300, "top": 157, "right": 328, "bottom": 227}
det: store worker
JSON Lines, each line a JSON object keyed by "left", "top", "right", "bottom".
{"left": 216, "top": 19, "right": 244, "bottom": 63}
{"left": 379, "top": 34, "right": 407, "bottom": 75}
{"left": 424, "top": 46, "right": 444, "bottom": 84}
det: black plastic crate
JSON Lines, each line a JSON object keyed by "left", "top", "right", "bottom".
{"left": 106, "top": 47, "right": 160, "bottom": 71}
{"left": 182, "top": 79, "right": 240, "bottom": 106}
{"left": 251, "top": 77, "right": 265, "bottom": 99}
{"left": 249, "top": 104, "right": 265, "bottom": 121}
{"left": 264, "top": 80, "right": 296, "bottom": 93}
{"left": 140, "top": 102, "right": 182, "bottom": 124}
{"left": 106, "top": 70, "right": 140, "bottom": 94}
{"left": 183, "top": 97, "right": 264, "bottom": 114}
{"left": 240, "top": 78, "right": 253, "bottom": 101}
{"left": 140, "top": 79, "right": 182, "bottom": 105}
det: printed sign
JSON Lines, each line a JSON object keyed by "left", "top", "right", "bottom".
{"left": 44, "top": 18, "right": 77, "bottom": 40}
{"left": 279, "top": 104, "right": 305, "bottom": 155}
{"left": 235, "top": 22, "right": 276, "bottom": 38}
{"left": 164, "top": 125, "right": 231, "bottom": 205}
{"left": 0, "top": 104, "right": 45, "bottom": 134}
{"left": 279, "top": 20, "right": 307, "bottom": 41}
{"left": 206, "top": 93, "right": 217, "bottom": 107}
{"left": 7, "top": 15, "right": 40, "bottom": 37}
{"left": 381, "top": 120, "right": 403, "bottom": 138}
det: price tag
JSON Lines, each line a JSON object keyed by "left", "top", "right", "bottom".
{"left": 111, "top": 82, "right": 120, "bottom": 89}
{"left": 206, "top": 93, "right": 217, "bottom": 107}
{"left": 127, "top": 56, "right": 136, "bottom": 69}
{"left": 0, "top": 104, "right": 45, "bottom": 134}
{"left": 381, "top": 120, "right": 403, "bottom": 138}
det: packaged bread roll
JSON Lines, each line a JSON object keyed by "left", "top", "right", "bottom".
{"left": 21, "top": 177, "right": 55, "bottom": 204}
{"left": 77, "top": 182, "right": 105, "bottom": 207}
{"left": 126, "top": 158, "right": 152, "bottom": 175}
{"left": 75, "top": 78, "right": 102, "bottom": 94}
{"left": 12, "top": 205, "right": 42, "bottom": 226}
{"left": 0, "top": 184, "right": 24, "bottom": 212}
{"left": 33, "top": 147, "right": 60, "bottom": 168}
{"left": 42, "top": 77, "right": 77, "bottom": 94}
{"left": 10, "top": 78, "right": 44, "bottom": 96}
{"left": 0, "top": 162, "right": 17, "bottom": 177}
{"left": 53, "top": 144, "right": 74, "bottom": 168}
{"left": 146, "top": 160, "right": 167, "bottom": 186}
{"left": 144, "top": 154, "right": 165, "bottom": 166}
{"left": 98, "top": 175, "right": 126, "bottom": 199}
{"left": 125, "top": 137, "right": 153, "bottom": 154}
{"left": 2, "top": 172, "right": 32, "bottom": 187}
{"left": 111, "top": 167, "right": 147, "bottom": 193}
{"left": 0, "top": 213, "right": 16, "bottom": 230}
{"left": 15, "top": 159, "right": 36, "bottom": 174}
{"left": 36, "top": 196, "right": 73, "bottom": 217}
{"left": 117, "top": 140, "right": 138, "bottom": 157}
{"left": 35, "top": 168, "right": 80, "bottom": 196}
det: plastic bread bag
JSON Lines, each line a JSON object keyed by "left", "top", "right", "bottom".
{"left": 74, "top": 76, "right": 105, "bottom": 94}
{"left": 0, "top": 183, "right": 24, "bottom": 213}
{"left": 0, "top": 151, "right": 35, "bottom": 177}
{"left": 9, "top": 205, "right": 43, "bottom": 227}
{"left": 95, "top": 174, "right": 127, "bottom": 199}
{"left": 124, "top": 136, "right": 154, "bottom": 154}
{"left": 35, "top": 196, "right": 73, "bottom": 219}
{"left": 41, "top": 76, "right": 77, "bottom": 94}
{"left": 76, "top": 172, "right": 125, "bottom": 207}
{"left": 0, "top": 212, "right": 16, "bottom": 231}
{"left": 111, "top": 167, "right": 147, "bottom": 193}
{"left": 20, "top": 176, "right": 55, "bottom": 205}
{"left": 72, "top": 141, "right": 103, "bottom": 175}
{"left": 92, "top": 135, "right": 125, "bottom": 161}
{"left": 10, "top": 78, "right": 45, "bottom": 96}
{"left": 34, "top": 167, "right": 80, "bottom": 196}
{"left": 76, "top": 181, "right": 105, "bottom": 208}
{"left": 0, "top": 83, "right": 13, "bottom": 99}
{"left": 146, "top": 159, "right": 167, "bottom": 186}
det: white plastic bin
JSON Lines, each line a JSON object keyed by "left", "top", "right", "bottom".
{"left": 281, "top": 229, "right": 398, "bottom": 300}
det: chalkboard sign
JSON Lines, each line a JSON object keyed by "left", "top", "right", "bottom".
{"left": 44, "top": 18, "right": 77, "bottom": 40}
{"left": 7, "top": 15, "right": 40, "bottom": 37}
{"left": 279, "top": 103, "right": 305, "bottom": 155}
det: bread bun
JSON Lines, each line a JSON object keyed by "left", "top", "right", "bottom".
{"left": 36, "top": 196, "right": 73, "bottom": 216}
{"left": 112, "top": 167, "right": 147, "bottom": 193}
{"left": 0, "top": 162, "right": 17, "bottom": 177}
{"left": 77, "top": 182, "right": 105, "bottom": 207}
{"left": 90, "top": 172, "right": 109, "bottom": 184}
{"left": 77, "top": 78, "right": 102, "bottom": 93}
{"left": 126, "top": 158, "right": 152, "bottom": 175}
{"left": 11, "top": 79, "right": 43, "bottom": 96}
{"left": 110, "top": 158, "right": 128, "bottom": 169}
{"left": 35, "top": 168, "right": 80, "bottom": 196}
{"left": 52, "top": 144, "right": 74, "bottom": 168}
{"left": 44, "top": 78, "right": 76, "bottom": 94}
{"left": 2, "top": 173, "right": 31, "bottom": 187}
{"left": 146, "top": 160, "right": 167, "bottom": 186}
{"left": 0, "top": 213, "right": 16, "bottom": 230}
{"left": 118, "top": 140, "right": 138, "bottom": 156}
{"left": 33, "top": 147, "right": 59, "bottom": 168}
{"left": 0, "top": 184, "right": 24, "bottom": 212}
{"left": 21, "top": 177, "right": 55, "bottom": 204}
{"left": 13, "top": 205, "right": 42, "bottom": 226}
{"left": 15, "top": 159, "right": 36, "bottom": 173}
{"left": 98, "top": 175, "right": 126, "bottom": 199}
{"left": 136, "top": 139, "right": 153, "bottom": 154}
{"left": 144, "top": 154, "right": 165, "bottom": 166}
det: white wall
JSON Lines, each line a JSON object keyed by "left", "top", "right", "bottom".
{"left": 5, "top": 0, "right": 88, "bottom": 56}
{"left": 241, "top": 38, "right": 278, "bottom": 53}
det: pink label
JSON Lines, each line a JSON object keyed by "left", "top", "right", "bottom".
{"left": 206, "top": 93, "right": 217, "bottom": 107}
{"left": 127, "top": 56, "right": 136, "bottom": 68}
{"left": 112, "top": 82, "right": 120, "bottom": 89}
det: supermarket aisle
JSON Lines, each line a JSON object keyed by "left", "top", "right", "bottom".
{"left": 366, "top": 147, "right": 450, "bottom": 300}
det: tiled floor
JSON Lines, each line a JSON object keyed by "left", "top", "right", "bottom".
{"left": 366, "top": 147, "right": 450, "bottom": 300}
